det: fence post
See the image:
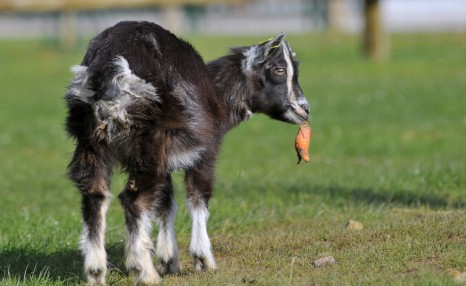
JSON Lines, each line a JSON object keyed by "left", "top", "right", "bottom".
{"left": 59, "top": 10, "right": 77, "bottom": 49}
{"left": 363, "top": 0, "right": 389, "bottom": 60}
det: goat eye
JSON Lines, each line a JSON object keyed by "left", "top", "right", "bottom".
{"left": 275, "top": 68, "right": 286, "bottom": 76}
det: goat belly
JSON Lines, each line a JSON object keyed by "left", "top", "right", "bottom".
{"left": 167, "top": 147, "right": 205, "bottom": 172}
{"left": 295, "top": 122, "right": 311, "bottom": 164}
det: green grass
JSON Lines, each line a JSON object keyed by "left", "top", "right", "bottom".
{"left": 0, "top": 32, "right": 465, "bottom": 285}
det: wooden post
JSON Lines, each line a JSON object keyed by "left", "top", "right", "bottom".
{"left": 363, "top": 0, "right": 389, "bottom": 60}
{"left": 59, "top": 10, "right": 77, "bottom": 50}
{"left": 327, "top": 0, "right": 345, "bottom": 32}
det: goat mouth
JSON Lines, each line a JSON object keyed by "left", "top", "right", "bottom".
{"left": 284, "top": 107, "right": 309, "bottom": 124}
{"left": 290, "top": 107, "right": 309, "bottom": 123}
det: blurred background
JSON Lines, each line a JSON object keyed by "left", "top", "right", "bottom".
{"left": 0, "top": 1, "right": 465, "bottom": 284}
{"left": 1, "top": 0, "right": 466, "bottom": 49}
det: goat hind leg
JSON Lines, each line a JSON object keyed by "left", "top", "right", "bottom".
{"left": 119, "top": 177, "right": 162, "bottom": 285}
{"left": 80, "top": 192, "right": 111, "bottom": 285}
{"left": 68, "top": 147, "right": 112, "bottom": 285}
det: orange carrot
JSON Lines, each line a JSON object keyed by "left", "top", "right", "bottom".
{"left": 295, "top": 122, "right": 312, "bottom": 164}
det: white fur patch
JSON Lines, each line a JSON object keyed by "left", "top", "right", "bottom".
{"left": 282, "top": 44, "right": 309, "bottom": 123}
{"left": 80, "top": 196, "right": 111, "bottom": 285}
{"left": 108, "top": 56, "right": 158, "bottom": 100}
{"left": 68, "top": 65, "right": 95, "bottom": 103}
{"left": 125, "top": 210, "right": 161, "bottom": 284}
{"left": 188, "top": 201, "right": 217, "bottom": 270}
{"left": 168, "top": 147, "right": 204, "bottom": 172}
{"left": 155, "top": 199, "right": 180, "bottom": 273}
{"left": 81, "top": 225, "right": 107, "bottom": 285}
{"left": 242, "top": 46, "right": 260, "bottom": 73}
{"left": 282, "top": 43, "right": 295, "bottom": 101}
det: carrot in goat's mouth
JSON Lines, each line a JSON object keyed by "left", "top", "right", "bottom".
{"left": 295, "top": 121, "right": 312, "bottom": 164}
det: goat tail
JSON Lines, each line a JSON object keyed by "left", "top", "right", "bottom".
{"left": 66, "top": 65, "right": 95, "bottom": 104}
{"left": 65, "top": 56, "right": 162, "bottom": 144}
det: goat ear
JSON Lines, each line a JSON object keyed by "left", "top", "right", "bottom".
{"left": 243, "top": 33, "right": 286, "bottom": 72}
{"left": 257, "top": 33, "right": 286, "bottom": 61}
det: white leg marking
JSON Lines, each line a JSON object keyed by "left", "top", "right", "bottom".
{"left": 125, "top": 210, "right": 161, "bottom": 285}
{"left": 155, "top": 200, "right": 180, "bottom": 274}
{"left": 189, "top": 201, "right": 217, "bottom": 271}
{"left": 80, "top": 196, "right": 111, "bottom": 285}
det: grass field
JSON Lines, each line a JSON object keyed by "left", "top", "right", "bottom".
{"left": 0, "top": 32, "right": 465, "bottom": 285}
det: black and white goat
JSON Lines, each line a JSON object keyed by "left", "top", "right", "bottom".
{"left": 65, "top": 21, "right": 309, "bottom": 285}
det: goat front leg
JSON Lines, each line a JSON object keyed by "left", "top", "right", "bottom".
{"left": 185, "top": 167, "right": 217, "bottom": 271}
{"left": 155, "top": 175, "right": 180, "bottom": 275}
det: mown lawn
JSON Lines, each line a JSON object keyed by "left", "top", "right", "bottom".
{"left": 0, "top": 32, "right": 465, "bottom": 285}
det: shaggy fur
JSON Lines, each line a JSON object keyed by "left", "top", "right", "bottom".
{"left": 65, "top": 21, "right": 309, "bottom": 285}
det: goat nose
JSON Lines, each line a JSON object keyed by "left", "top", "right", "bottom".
{"left": 301, "top": 102, "right": 310, "bottom": 115}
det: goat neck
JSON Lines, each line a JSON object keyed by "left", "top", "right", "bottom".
{"left": 206, "top": 49, "right": 255, "bottom": 131}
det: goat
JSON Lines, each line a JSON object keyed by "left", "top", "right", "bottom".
{"left": 65, "top": 21, "right": 309, "bottom": 285}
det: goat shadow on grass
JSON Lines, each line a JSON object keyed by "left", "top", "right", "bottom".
{"left": 285, "top": 183, "right": 465, "bottom": 209}
{"left": 0, "top": 242, "right": 200, "bottom": 284}
{"left": 0, "top": 242, "right": 128, "bottom": 285}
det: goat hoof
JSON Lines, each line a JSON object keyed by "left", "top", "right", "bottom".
{"left": 193, "top": 255, "right": 217, "bottom": 272}
{"left": 128, "top": 267, "right": 162, "bottom": 286}
{"left": 85, "top": 267, "right": 106, "bottom": 285}
{"left": 158, "top": 257, "right": 181, "bottom": 275}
